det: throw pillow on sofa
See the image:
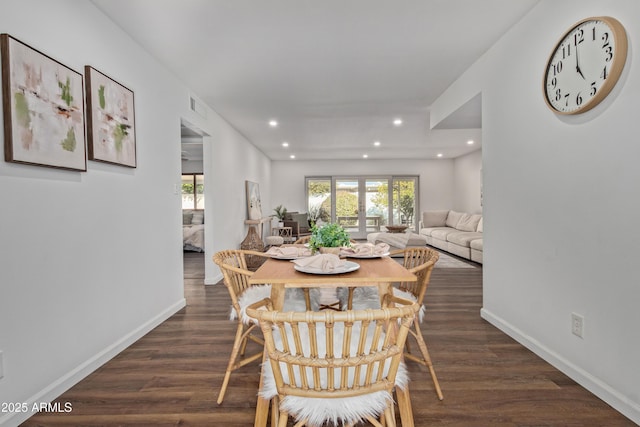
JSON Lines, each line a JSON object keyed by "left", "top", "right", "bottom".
{"left": 456, "top": 213, "right": 482, "bottom": 232}
{"left": 421, "top": 210, "right": 449, "bottom": 227}
{"left": 445, "top": 211, "right": 464, "bottom": 228}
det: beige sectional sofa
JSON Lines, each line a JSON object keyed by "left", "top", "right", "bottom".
{"left": 419, "top": 210, "right": 483, "bottom": 264}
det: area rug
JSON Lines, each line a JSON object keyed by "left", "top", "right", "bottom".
{"left": 391, "top": 249, "right": 477, "bottom": 269}
{"left": 432, "top": 250, "right": 478, "bottom": 268}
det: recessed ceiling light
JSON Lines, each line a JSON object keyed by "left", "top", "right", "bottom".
{"left": 393, "top": 118, "right": 403, "bottom": 126}
{"left": 437, "top": 153, "right": 443, "bottom": 158}
{"left": 363, "top": 154, "right": 369, "bottom": 158}
{"left": 282, "top": 142, "right": 289, "bottom": 147}
{"left": 289, "top": 154, "right": 295, "bottom": 159}
{"left": 373, "top": 141, "right": 381, "bottom": 146}
{"left": 269, "top": 120, "right": 278, "bottom": 127}
{"left": 467, "top": 140, "right": 474, "bottom": 145}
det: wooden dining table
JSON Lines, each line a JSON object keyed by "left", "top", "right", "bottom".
{"left": 248, "top": 255, "right": 417, "bottom": 427}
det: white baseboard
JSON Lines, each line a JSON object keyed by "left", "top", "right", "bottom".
{"left": 481, "top": 308, "right": 640, "bottom": 425}
{"left": 1, "top": 299, "right": 186, "bottom": 427}
{"left": 205, "top": 272, "right": 222, "bottom": 285}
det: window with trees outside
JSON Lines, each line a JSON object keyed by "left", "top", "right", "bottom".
{"left": 306, "top": 176, "right": 418, "bottom": 237}
{"left": 182, "top": 174, "right": 204, "bottom": 210}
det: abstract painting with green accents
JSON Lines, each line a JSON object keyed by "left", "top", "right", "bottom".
{"left": 1, "top": 34, "right": 87, "bottom": 171}
{"left": 85, "top": 66, "right": 136, "bottom": 168}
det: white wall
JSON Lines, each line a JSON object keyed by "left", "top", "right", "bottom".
{"left": 452, "top": 149, "right": 482, "bottom": 214}
{"left": 433, "top": 0, "right": 640, "bottom": 422}
{"left": 270, "top": 158, "right": 454, "bottom": 216}
{"left": 203, "top": 118, "right": 272, "bottom": 284}
{"left": 0, "top": 1, "right": 271, "bottom": 425}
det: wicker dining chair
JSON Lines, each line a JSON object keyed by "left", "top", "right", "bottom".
{"left": 247, "top": 294, "right": 419, "bottom": 427}
{"left": 293, "top": 235, "right": 311, "bottom": 244}
{"left": 213, "top": 249, "right": 313, "bottom": 404}
{"left": 390, "top": 247, "right": 442, "bottom": 400}
{"left": 338, "top": 247, "right": 443, "bottom": 400}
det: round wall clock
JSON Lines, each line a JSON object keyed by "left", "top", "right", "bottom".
{"left": 543, "top": 16, "right": 628, "bottom": 114}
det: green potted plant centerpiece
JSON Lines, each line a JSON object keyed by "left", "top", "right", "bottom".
{"left": 309, "top": 222, "right": 351, "bottom": 254}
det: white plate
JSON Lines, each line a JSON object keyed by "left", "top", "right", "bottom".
{"left": 294, "top": 261, "right": 360, "bottom": 275}
{"left": 270, "top": 255, "right": 309, "bottom": 260}
{"left": 342, "top": 252, "right": 390, "bottom": 259}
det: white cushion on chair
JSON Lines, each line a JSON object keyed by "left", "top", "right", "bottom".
{"left": 260, "top": 321, "right": 409, "bottom": 427}
{"left": 336, "top": 287, "right": 425, "bottom": 323}
{"left": 231, "top": 285, "right": 319, "bottom": 324}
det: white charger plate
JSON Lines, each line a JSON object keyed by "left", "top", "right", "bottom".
{"left": 342, "top": 252, "right": 390, "bottom": 259}
{"left": 294, "top": 261, "right": 360, "bottom": 275}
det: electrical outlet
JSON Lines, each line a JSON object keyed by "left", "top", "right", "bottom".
{"left": 571, "top": 313, "right": 584, "bottom": 338}
{"left": 0, "top": 351, "right": 4, "bottom": 379}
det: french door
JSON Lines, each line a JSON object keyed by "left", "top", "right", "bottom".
{"left": 307, "top": 176, "right": 418, "bottom": 240}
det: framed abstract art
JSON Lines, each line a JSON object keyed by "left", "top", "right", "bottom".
{"left": 85, "top": 66, "right": 136, "bottom": 167}
{"left": 246, "top": 180, "right": 262, "bottom": 220}
{"left": 1, "top": 34, "right": 86, "bottom": 171}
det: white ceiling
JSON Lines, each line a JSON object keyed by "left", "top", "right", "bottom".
{"left": 92, "top": 0, "right": 539, "bottom": 161}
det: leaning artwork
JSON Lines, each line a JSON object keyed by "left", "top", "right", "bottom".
{"left": 85, "top": 66, "right": 136, "bottom": 167}
{"left": 1, "top": 34, "right": 86, "bottom": 171}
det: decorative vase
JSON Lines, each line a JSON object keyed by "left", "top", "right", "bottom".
{"left": 240, "top": 226, "right": 265, "bottom": 270}
{"left": 319, "top": 247, "right": 341, "bottom": 255}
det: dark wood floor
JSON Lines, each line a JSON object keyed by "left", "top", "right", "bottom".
{"left": 23, "top": 252, "right": 634, "bottom": 426}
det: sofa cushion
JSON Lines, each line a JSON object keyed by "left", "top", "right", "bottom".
{"left": 430, "top": 228, "right": 459, "bottom": 242}
{"left": 477, "top": 217, "right": 483, "bottom": 233}
{"left": 419, "top": 226, "right": 450, "bottom": 237}
{"left": 445, "top": 211, "right": 464, "bottom": 228}
{"left": 456, "top": 214, "right": 481, "bottom": 232}
{"left": 447, "top": 231, "right": 482, "bottom": 248}
{"left": 421, "top": 210, "right": 449, "bottom": 227}
{"left": 470, "top": 239, "right": 483, "bottom": 251}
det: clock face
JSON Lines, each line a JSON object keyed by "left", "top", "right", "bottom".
{"left": 544, "top": 17, "right": 627, "bottom": 114}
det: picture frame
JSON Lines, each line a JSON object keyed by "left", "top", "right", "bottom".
{"left": 85, "top": 66, "right": 136, "bottom": 167}
{"left": 246, "top": 180, "right": 262, "bottom": 220}
{"left": 1, "top": 34, "right": 87, "bottom": 171}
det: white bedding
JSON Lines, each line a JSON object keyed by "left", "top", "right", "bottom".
{"left": 183, "top": 224, "right": 205, "bottom": 252}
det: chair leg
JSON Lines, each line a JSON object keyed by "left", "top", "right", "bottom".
{"left": 384, "top": 405, "right": 396, "bottom": 427}
{"left": 217, "top": 322, "right": 245, "bottom": 404}
{"left": 217, "top": 322, "right": 263, "bottom": 404}
{"left": 279, "top": 410, "right": 291, "bottom": 427}
{"left": 412, "top": 321, "right": 443, "bottom": 400}
{"left": 270, "top": 396, "right": 279, "bottom": 427}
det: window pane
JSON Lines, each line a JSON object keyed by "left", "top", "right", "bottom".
{"left": 307, "top": 178, "right": 331, "bottom": 226}
{"left": 335, "top": 179, "right": 359, "bottom": 233}
{"left": 392, "top": 178, "right": 416, "bottom": 229}
{"left": 182, "top": 175, "right": 195, "bottom": 209}
{"left": 195, "top": 175, "right": 205, "bottom": 209}
{"left": 366, "top": 179, "right": 388, "bottom": 231}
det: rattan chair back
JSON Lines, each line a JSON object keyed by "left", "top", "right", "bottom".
{"left": 247, "top": 295, "right": 418, "bottom": 427}
{"left": 391, "top": 247, "right": 439, "bottom": 305}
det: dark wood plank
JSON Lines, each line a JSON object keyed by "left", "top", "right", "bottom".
{"left": 22, "top": 252, "right": 634, "bottom": 426}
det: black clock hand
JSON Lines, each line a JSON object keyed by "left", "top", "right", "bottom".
{"left": 575, "top": 43, "right": 586, "bottom": 79}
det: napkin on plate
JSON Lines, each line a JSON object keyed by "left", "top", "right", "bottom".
{"left": 292, "top": 254, "right": 346, "bottom": 272}
{"left": 340, "top": 242, "right": 390, "bottom": 256}
{"left": 266, "top": 246, "right": 312, "bottom": 257}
